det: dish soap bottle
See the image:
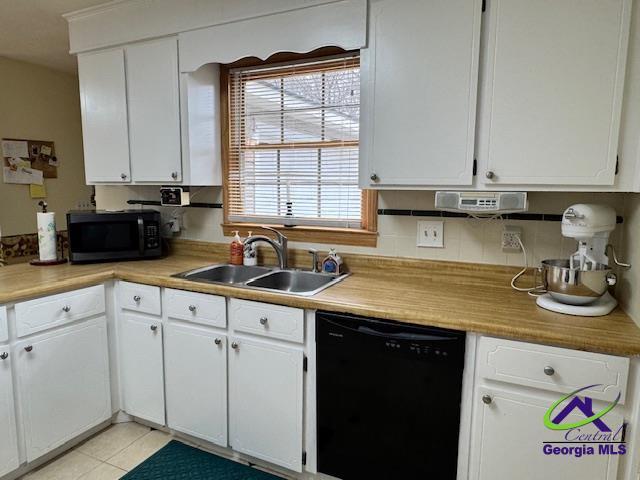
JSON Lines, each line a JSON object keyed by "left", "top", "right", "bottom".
{"left": 243, "top": 231, "right": 258, "bottom": 266}
{"left": 322, "top": 249, "right": 343, "bottom": 275}
{"left": 230, "top": 231, "right": 244, "bottom": 265}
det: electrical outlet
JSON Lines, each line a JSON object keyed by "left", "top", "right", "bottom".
{"left": 417, "top": 221, "right": 444, "bottom": 248}
{"left": 502, "top": 225, "right": 522, "bottom": 252}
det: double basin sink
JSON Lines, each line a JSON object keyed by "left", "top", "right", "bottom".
{"left": 173, "top": 264, "right": 349, "bottom": 296}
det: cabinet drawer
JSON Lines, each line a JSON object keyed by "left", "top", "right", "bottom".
{"left": 0, "top": 307, "right": 7, "bottom": 343}
{"left": 119, "top": 281, "right": 161, "bottom": 315}
{"left": 165, "top": 289, "right": 226, "bottom": 328}
{"left": 229, "top": 299, "right": 304, "bottom": 344}
{"left": 15, "top": 285, "right": 105, "bottom": 338}
{"left": 477, "top": 336, "right": 629, "bottom": 403}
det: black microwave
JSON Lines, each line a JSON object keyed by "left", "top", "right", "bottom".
{"left": 67, "top": 210, "right": 163, "bottom": 263}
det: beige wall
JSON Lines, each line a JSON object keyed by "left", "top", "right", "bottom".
{"left": 620, "top": 193, "right": 640, "bottom": 324}
{"left": 0, "top": 56, "right": 92, "bottom": 236}
{"left": 96, "top": 185, "right": 626, "bottom": 267}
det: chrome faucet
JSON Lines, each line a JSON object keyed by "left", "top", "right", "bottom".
{"left": 244, "top": 226, "right": 289, "bottom": 269}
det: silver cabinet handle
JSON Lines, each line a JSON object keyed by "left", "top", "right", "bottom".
{"left": 150, "top": 325, "right": 158, "bottom": 332}
{"left": 0, "top": 352, "right": 8, "bottom": 360}
{"left": 370, "top": 173, "right": 379, "bottom": 182}
{"left": 24, "top": 346, "right": 33, "bottom": 353}
{"left": 231, "top": 342, "right": 239, "bottom": 350}
{"left": 133, "top": 295, "right": 141, "bottom": 303}
{"left": 214, "top": 338, "right": 222, "bottom": 346}
{"left": 482, "top": 394, "right": 492, "bottom": 405}
{"left": 544, "top": 366, "right": 555, "bottom": 376}
{"left": 121, "top": 173, "right": 128, "bottom": 180}
{"left": 171, "top": 171, "right": 179, "bottom": 180}
{"left": 259, "top": 316, "right": 268, "bottom": 325}
{"left": 485, "top": 171, "right": 495, "bottom": 180}
{"left": 188, "top": 305, "right": 197, "bottom": 313}
{"left": 62, "top": 305, "right": 71, "bottom": 313}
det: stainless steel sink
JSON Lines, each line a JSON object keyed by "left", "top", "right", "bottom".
{"left": 174, "top": 264, "right": 273, "bottom": 285}
{"left": 245, "top": 270, "right": 347, "bottom": 296}
{"left": 173, "top": 264, "right": 348, "bottom": 296}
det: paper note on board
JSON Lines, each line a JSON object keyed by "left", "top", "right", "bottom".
{"left": 1, "top": 140, "right": 28, "bottom": 158}
{"left": 29, "top": 183, "right": 47, "bottom": 198}
{"left": 40, "top": 145, "right": 52, "bottom": 156}
{"left": 3, "top": 166, "right": 43, "bottom": 185}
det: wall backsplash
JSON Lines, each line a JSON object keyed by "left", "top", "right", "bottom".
{"left": 96, "top": 186, "right": 627, "bottom": 267}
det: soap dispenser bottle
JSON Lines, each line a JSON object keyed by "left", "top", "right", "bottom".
{"left": 230, "top": 231, "right": 244, "bottom": 265}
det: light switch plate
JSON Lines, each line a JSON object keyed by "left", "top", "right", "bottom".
{"left": 417, "top": 221, "right": 444, "bottom": 248}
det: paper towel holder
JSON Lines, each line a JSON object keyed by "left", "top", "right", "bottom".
{"left": 30, "top": 201, "right": 68, "bottom": 267}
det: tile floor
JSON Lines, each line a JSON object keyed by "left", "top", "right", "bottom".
{"left": 21, "top": 423, "right": 172, "bottom": 480}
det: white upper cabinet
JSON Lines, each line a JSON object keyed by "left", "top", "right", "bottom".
{"left": 126, "top": 37, "right": 182, "bottom": 183}
{"left": 360, "top": 0, "right": 482, "bottom": 187}
{"left": 479, "top": 0, "right": 632, "bottom": 186}
{"left": 78, "top": 49, "right": 131, "bottom": 183}
{"left": 77, "top": 37, "right": 221, "bottom": 186}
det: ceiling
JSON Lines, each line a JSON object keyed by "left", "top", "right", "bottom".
{"left": 0, "top": 0, "right": 109, "bottom": 74}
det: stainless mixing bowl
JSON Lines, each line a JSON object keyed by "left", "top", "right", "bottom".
{"left": 540, "top": 259, "right": 617, "bottom": 306}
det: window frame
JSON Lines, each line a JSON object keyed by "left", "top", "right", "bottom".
{"left": 220, "top": 49, "right": 377, "bottom": 247}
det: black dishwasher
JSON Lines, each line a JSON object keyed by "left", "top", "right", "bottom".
{"left": 316, "top": 311, "right": 466, "bottom": 480}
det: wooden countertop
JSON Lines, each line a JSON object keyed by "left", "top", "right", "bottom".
{"left": 1, "top": 251, "right": 639, "bottom": 356}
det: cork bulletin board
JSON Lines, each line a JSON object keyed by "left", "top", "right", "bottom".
{"left": 2, "top": 138, "right": 58, "bottom": 178}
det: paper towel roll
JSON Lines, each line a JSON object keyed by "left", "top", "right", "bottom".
{"left": 37, "top": 212, "right": 57, "bottom": 261}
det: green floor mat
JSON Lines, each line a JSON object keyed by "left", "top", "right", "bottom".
{"left": 121, "top": 440, "right": 282, "bottom": 480}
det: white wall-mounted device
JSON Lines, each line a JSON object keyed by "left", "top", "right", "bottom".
{"left": 435, "top": 192, "right": 528, "bottom": 214}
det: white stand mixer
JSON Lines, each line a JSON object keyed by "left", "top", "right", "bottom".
{"left": 536, "top": 204, "right": 630, "bottom": 316}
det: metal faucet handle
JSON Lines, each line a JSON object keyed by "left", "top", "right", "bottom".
{"left": 308, "top": 249, "right": 320, "bottom": 273}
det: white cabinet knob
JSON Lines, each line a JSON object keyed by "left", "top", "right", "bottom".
{"left": 133, "top": 295, "right": 141, "bottom": 303}
{"left": 62, "top": 305, "right": 71, "bottom": 313}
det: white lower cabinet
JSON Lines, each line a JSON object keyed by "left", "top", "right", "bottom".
{"left": 228, "top": 336, "right": 304, "bottom": 472}
{"left": 165, "top": 322, "right": 227, "bottom": 446}
{"left": 470, "top": 386, "right": 622, "bottom": 480}
{"left": 120, "top": 312, "right": 165, "bottom": 425}
{"left": 0, "top": 346, "right": 19, "bottom": 476}
{"left": 15, "top": 317, "right": 111, "bottom": 462}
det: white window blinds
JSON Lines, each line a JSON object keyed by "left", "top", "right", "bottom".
{"left": 227, "top": 54, "right": 362, "bottom": 228}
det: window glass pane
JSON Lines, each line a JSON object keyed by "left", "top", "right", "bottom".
{"left": 228, "top": 55, "right": 362, "bottom": 228}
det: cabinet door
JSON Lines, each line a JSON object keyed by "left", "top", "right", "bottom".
{"left": 78, "top": 49, "right": 131, "bottom": 183}
{"left": 120, "top": 312, "right": 165, "bottom": 425}
{"left": 360, "top": 0, "right": 482, "bottom": 187}
{"left": 0, "top": 348, "right": 18, "bottom": 477}
{"left": 16, "top": 318, "right": 111, "bottom": 462}
{"left": 126, "top": 37, "right": 182, "bottom": 183}
{"left": 229, "top": 336, "right": 303, "bottom": 472}
{"left": 479, "top": 0, "right": 632, "bottom": 185}
{"left": 165, "top": 323, "right": 227, "bottom": 446}
{"left": 470, "top": 387, "right": 621, "bottom": 480}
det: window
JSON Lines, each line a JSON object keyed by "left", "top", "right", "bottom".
{"left": 222, "top": 53, "right": 377, "bottom": 246}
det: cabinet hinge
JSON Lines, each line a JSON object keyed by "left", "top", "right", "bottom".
{"left": 473, "top": 159, "right": 478, "bottom": 176}
{"left": 302, "top": 451, "right": 307, "bottom": 465}
{"left": 303, "top": 356, "right": 308, "bottom": 372}
{"left": 482, "top": 0, "right": 487, "bottom": 12}
{"left": 615, "top": 155, "right": 619, "bottom": 175}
